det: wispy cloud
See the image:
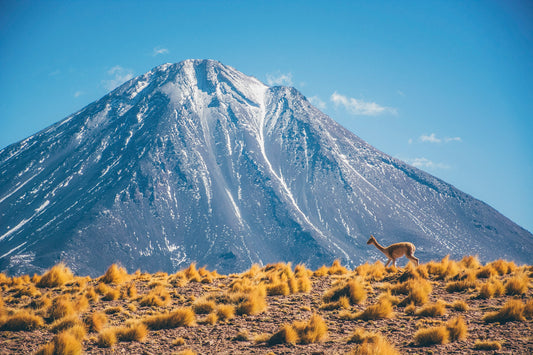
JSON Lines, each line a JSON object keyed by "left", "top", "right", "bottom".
{"left": 153, "top": 46, "right": 169, "bottom": 56}
{"left": 49, "top": 69, "right": 61, "bottom": 77}
{"left": 308, "top": 95, "right": 327, "bottom": 110}
{"left": 266, "top": 71, "right": 293, "bottom": 86}
{"left": 102, "top": 65, "right": 134, "bottom": 91}
{"left": 330, "top": 92, "right": 397, "bottom": 116}
{"left": 407, "top": 157, "right": 450, "bottom": 170}
{"left": 419, "top": 133, "right": 462, "bottom": 144}
{"left": 74, "top": 91, "right": 84, "bottom": 98}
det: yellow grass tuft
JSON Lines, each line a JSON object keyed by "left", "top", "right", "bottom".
{"left": 49, "top": 295, "right": 76, "bottom": 321}
{"left": 36, "top": 331, "right": 83, "bottom": 355}
{"left": 267, "top": 324, "right": 299, "bottom": 345}
{"left": 235, "top": 289, "right": 267, "bottom": 316}
{"left": 415, "top": 300, "right": 447, "bottom": 317}
{"left": 184, "top": 263, "right": 202, "bottom": 282}
{"left": 50, "top": 315, "right": 83, "bottom": 333}
{"left": 37, "top": 263, "right": 74, "bottom": 288}
{"left": 348, "top": 337, "right": 400, "bottom": 355}
{"left": 97, "top": 328, "right": 118, "bottom": 348}
{"left": 143, "top": 307, "right": 196, "bottom": 329}
{"left": 320, "top": 295, "right": 351, "bottom": 310}
{"left": 504, "top": 273, "right": 529, "bottom": 295}
{"left": 175, "top": 349, "right": 197, "bottom": 355}
{"left": 192, "top": 298, "right": 217, "bottom": 314}
{"left": 355, "top": 298, "right": 394, "bottom": 320}
{"left": 488, "top": 259, "right": 516, "bottom": 275}
{"left": 0, "top": 311, "right": 44, "bottom": 331}
{"left": 473, "top": 340, "right": 502, "bottom": 350}
{"left": 292, "top": 313, "right": 328, "bottom": 344}
{"left": 205, "top": 312, "right": 218, "bottom": 325}
{"left": 114, "top": 321, "right": 148, "bottom": 342}
{"left": 313, "top": 265, "right": 329, "bottom": 277}
{"left": 323, "top": 278, "right": 367, "bottom": 305}
{"left": 139, "top": 286, "right": 171, "bottom": 307}
{"left": 477, "top": 277, "right": 505, "bottom": 299}
{"left": 328, "top": 259, "right": 349, "bottom": 275}
{"left": 414, "top": 325, "right": 449, "bottom": 346}
{"left": 172, "top": 336, "right": 186, "bottom": 346}
{"left": 100, "top": 264, "right": 129, "bottom": 284}
{"left": 483, "top": 299, "right": 526, "bottom": 323}
{"left": 451, "top": 300, "right": 469, "bottom": 312}
{"left": 85, "top": 311, "right": 108, "bottom": 332}
{"left": 215, "top": 304, "right": 235, "bottom": 322}
{"left": 446, "top": 316, "right": 467, "bottom": 341}
{"left": 346, "top": 328, "right": 381, "bottom": 344}
{"left": 395, "top": 277, "right": 432, "bottom": 306}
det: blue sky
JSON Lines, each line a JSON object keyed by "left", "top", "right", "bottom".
{"left": 1, "top": 0, "right": 532, "bottom": 232}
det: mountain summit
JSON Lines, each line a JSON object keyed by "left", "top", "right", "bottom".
{"left": 1, "top": 59, "right": 531, "bottom": 276}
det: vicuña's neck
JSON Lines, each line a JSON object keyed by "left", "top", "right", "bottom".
{"left": 372, "top": 240, "right": 386, "bottom": 252}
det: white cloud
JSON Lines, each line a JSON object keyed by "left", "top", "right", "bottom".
{"left": 330, "top": 91, "right": 397, "bottom": 116}
{"left": 74, "top": 91, "right": 84, "bottom": 98}
{"left": 102, "top": 65, "right": 134, "bottom": 91}
{"left": 419, "top": 133, "right": 462, "bottom": 144}
{"left": 266, "top": 72, "right": 293, "bottom": 86}
{"left": 408, "top": 157, "right": 450, "bottom": 170}
{"left": 153, "top": 47, "right": 169, "bottom": 56}
{"left": 308, "top": 95, "right": 327, "bottom": 110}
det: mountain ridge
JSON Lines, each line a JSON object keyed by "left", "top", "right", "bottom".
{"left": 1, "top": 59, "right": 531, "bottom": 276}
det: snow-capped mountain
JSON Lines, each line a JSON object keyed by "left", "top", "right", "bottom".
{"left": 1, "top": 59, "right": 531, "bottom": 276}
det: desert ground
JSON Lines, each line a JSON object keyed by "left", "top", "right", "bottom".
{"left": 1, "top": 256, "right": 532, "bottom": 354}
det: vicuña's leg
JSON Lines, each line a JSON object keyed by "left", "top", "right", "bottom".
{"left": 385, "top": 259, "right": 391, "bottom": 267}
{"left": 408, "top": 255, "right": 419, "bottom": 266}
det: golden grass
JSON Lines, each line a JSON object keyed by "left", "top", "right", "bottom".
{"left": 414, "top": 300, "right": 447, "bottom": 317}
{"left": 346, "top": 328, "right": 381, "bottom": 344}
{"left": 36, "top": 331, "right": 83, "bottom": 355}
{"left": 473, "top": 340, "right": 502, "bottom": 350}
{"left": 394, "top": 277, "right": 432, "bottom": 306}
{"left": 100, "top": 264, "right": 129, "bottom": 284}
{"left": 446, "top": 316, "right": 467, "bottom": 341}
{"left": 477, "top": 277, "right": 505, "bottom": 299}
{"left": 323, "top": 278, "right": 367, "bottom": 305}
{"left": 0, "top": 311, "right": 44, "bottom": 331}
{"left": 348, "top": 337, "right": 399, "bottom": 355}
{"left": 483, "top": 299, "right": 526, "bottom": 323}
{"left": 114, "top": 322, "right": 148, "bottom": 342}
{"left": 451, "top": 300, "right": 469, "bottom": 312}
{"left": 414, "top": 325, "right": 449, "bottom": 346}
{"left": 37, "top": 263, "right": 74, "bottom": 288}
{"left": 267, "top": 324, "right": 299, "bottom": 345}
{"left": 320, "top": 295, "right": 351, "bottom": 310}
{"left": 50, "top": 315, "right": 83, "bottom": 333}
{"left": 48, "top": 295, "right": 76, "bottom": 321}
{"left": 139, "top": 286, "right": 171, "bottom": 307}
{"left": 235, "top": 289, "right": 267, "bottom": 316}
{"left": 355, "top": 298, "right": 394, "bottom": 321}
{"left": 143, "top": 307, "right": 196, "bottom": 329}
{"left": 293, "top": 313, "right": 328, "bottom": 344}
{"left": 504, "top": 273, "right": 529, "bottom": 295}
{"left": 97, "top": 328, "right": 118, "bottom": 348}
{"left": 215, "top": 304, "right": 235, "bottom": 322}
{"left": 85, "top": 311, "right": 107, "bottom": 332}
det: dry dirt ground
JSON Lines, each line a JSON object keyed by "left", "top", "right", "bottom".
{"left": 0, "top": 258, "right": 532, "bottom": 354}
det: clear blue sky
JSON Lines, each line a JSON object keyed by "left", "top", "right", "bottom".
{"left": 1, "top": 0, "right": 532, "bottom": 232}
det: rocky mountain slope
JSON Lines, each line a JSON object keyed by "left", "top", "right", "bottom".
{"left": 0, "top": 59, "right": 531, "bottom": 276}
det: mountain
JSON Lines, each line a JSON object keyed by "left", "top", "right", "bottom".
{"left": 1, "top": 59, "right": 531, "bottom": 276}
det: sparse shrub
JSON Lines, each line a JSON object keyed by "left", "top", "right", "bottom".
{"left": 173, "top": 336, "right": 186, "bottom": 346}
{"left": 355, "top": 298, "right": 394, "bottom": 320}
{"left": 504, "top": 273, "right": 529, "bottom": 295}
{"left": 215, "top": 304, "right": 235, "bottom": 321}
{"left": 473, "top": 340, "right": 502, "bottom": 350}
{"left": 404, "top": 303, "right": 416, "bottom": 315}
{"left": 396, "top": 278, "right": 432, "bottom": 306}
{"left": 233, "top": 329, "right": 249, "bottom": 341}
{"left": 192, "top": 298, "right": 217, "bottom": 314}
{"left": 414, "top": 326, "right": 449, "bottom": 346}
{"left": 451, "top": 300, "right": 469, "bottom": 312}
{"left": 313, "top": 265, "right": 329, "bottom": 277}
{"left": 292, "top": 313, "right": 328, "bottom": 344}
{"left": 51, "top": 315, "right": 83, "bottom": 333}
{"left": 483, "top": 299, "right": 526, "bottom": 323}
{"left": 29, "top": 295, "right": 52, "bottom": 310}
{"left": 114, "top": 322, "right": 148, "bottom": 342}
{"left": 266, "top": 281, "right": 290, "bottom": 296}
{"left": 524, "top": 299, "right": 533, "bottom": 319}
{"left": 0, "top": 311, "right": 44, "bottom": 331}
{"left": 320, "top": 295, "right": 350, "bottom": 310}
{"left": 37, "top": 263, "right": 74, "bottom": 288}
{"left": 297, "top": 274, "right": 312, "bottom": 292}
{"left": 36, "top": 331, "right": 83, "bottom": 355}
{"left": 49, "top": 295, "right": 76, "bottom": 321}
{"left": 489, "top": 259, "right": 516, "bottom": 275}
{"left": 184, "top": 263, "right": 202, "bottom": 282}
{"left": 446, "top": 316, "right": 467, "bottom": 341}
{"left": 346, "top": 328, "right": 381, "bottom": 344}
{"left": 328, "top": 259, "right": 348, "bottom": 275}
{"left": 205, "top": 312, "right": 218, "bottom": 325}
{"left": 476, "top": 265, "right": 497, "bottom": 279}
{"left": 140, "top": 286, "right": 171, "bottom": 307}
{"left": 445, "top": 279, "right": 478, "bottom": 293}
{"left": 122, "top": 283, "right": 137, "bottom": 299}
{"left": 235, "top": 289, "right": 267, "bottom": 315}
{"left": 100, "top": 264, "right": 129, "bottom": 284}
{"left": 143, "top": 307, "right": 196, "bottom": 329}
{"left": 460, "top": 255, "right": 481, "bottom": 269}
{"left": 267, "top": 324, "right": 299, "bottom": 345}
{"left": 349, "top": 336, "right": 400, "bottom": 355}
{"left": 415, "top": 300, "right": 447, "bottom": 317}
{"left": 323, "top": 278, "right": 367, "bottom": 305}
{"left": 477, "top": 277, "right": 505, "bottom": 299}
{"left": 98, "top": 328, "right": 118, "bottom": 348}
{"left": 175, "top": 350, "right": 197, "bottom": 355}
{"left": 85, "top": 311, "right": 107, "bottom": 332}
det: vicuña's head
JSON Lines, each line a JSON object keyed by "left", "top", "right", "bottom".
{"left": 367, "top": 235, "right": 376, "bottom": 245}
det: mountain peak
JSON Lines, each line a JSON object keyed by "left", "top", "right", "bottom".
{"left": 0, "top": 60, "right": 531, "bottom": 276}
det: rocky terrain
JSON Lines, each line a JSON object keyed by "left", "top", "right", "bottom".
{"left": 1, "top": 256, "right": 532, "bottom": 354}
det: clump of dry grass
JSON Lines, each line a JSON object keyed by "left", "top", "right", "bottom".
{"left": 488, "top": 259, "right": 516, "bottom": 275}
{"left": 235, "top": 288, "right": 267, "bottom": 316}
{"left": 48, "top": 295, "right": 76, "bottom": 321}
{"left": 0, "top": 311, "right": 44, "bottom": 331}
{"left": 477, "top": 277, "right": 505, "bottom": 299}
{"left": 504, "top": 273, "right": 529, "bottom": 295}
{"left": 192, "top": 297, "right": 217, "bottom": 314}
{"left": 414, "top": 325, "right": 449, "bottom": 346}
{"left": 215, "top": 304, "right": 235, "bottom": 322}
{"left": 426, "top": 256, "right": 460, "bottom": 280}
{"left": 50, "top": 315, "right": 83, "bottom": 333}
{"left": 451, "top": 300, "right": 469, "bottom": 312}
{"left": 355, "top": 298, "right": 394, "bottom": 321}
{"left": 473, "top": 340, "right": 502, "bottom": 350}
{"left": 172, "top": 336, "right": 186, "bottom": 346}
{"left": 139, "top": 286, "right": 171, "bottom": 307}
{"left": 348, "top": 337, "right": 399, "bottom": 355}
{"left": 100, "top": 264, "right": 129, "bottom": 284}
{"left": 346, "top": 327, "right": 381, "bottom": 344}
{"left": 482, "top": 299, "right": 526, "bottom": 323}
{"left": 36, "top": 263, "right": 74, "bottom": 288}
{"left": 415, "top": 300, "right": 447, "bottom": 317}
{"left": 84, "top": 311, "right": 107, "bottom": 332}
{"left": 143, "top": 307, "right": 196, "bottom": 330}
{"left": 97, "top": 328, "right": 118, "bottom": 348}
{"left": 114, "top": 321, "right": 148, "bottom": 342}
{"left": 320, "top": 295, "right": 351, "bottom": 310}
{"left": 328, "top": 259, "right": 349, "bottom": 275}
{"left": 393, "top": 277, "right": 432, "bottom": 306}
{"left": 323, "top": 278, "right": 367, "bottom": 305}
{"left": 36, "top": 331, "right": 82, "bottom": 355}
{"left": 264, "top": 314, "right": 328, "bottom": 345}
{"left": 446, "top": 316, "right": 467, "bottom": 341}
